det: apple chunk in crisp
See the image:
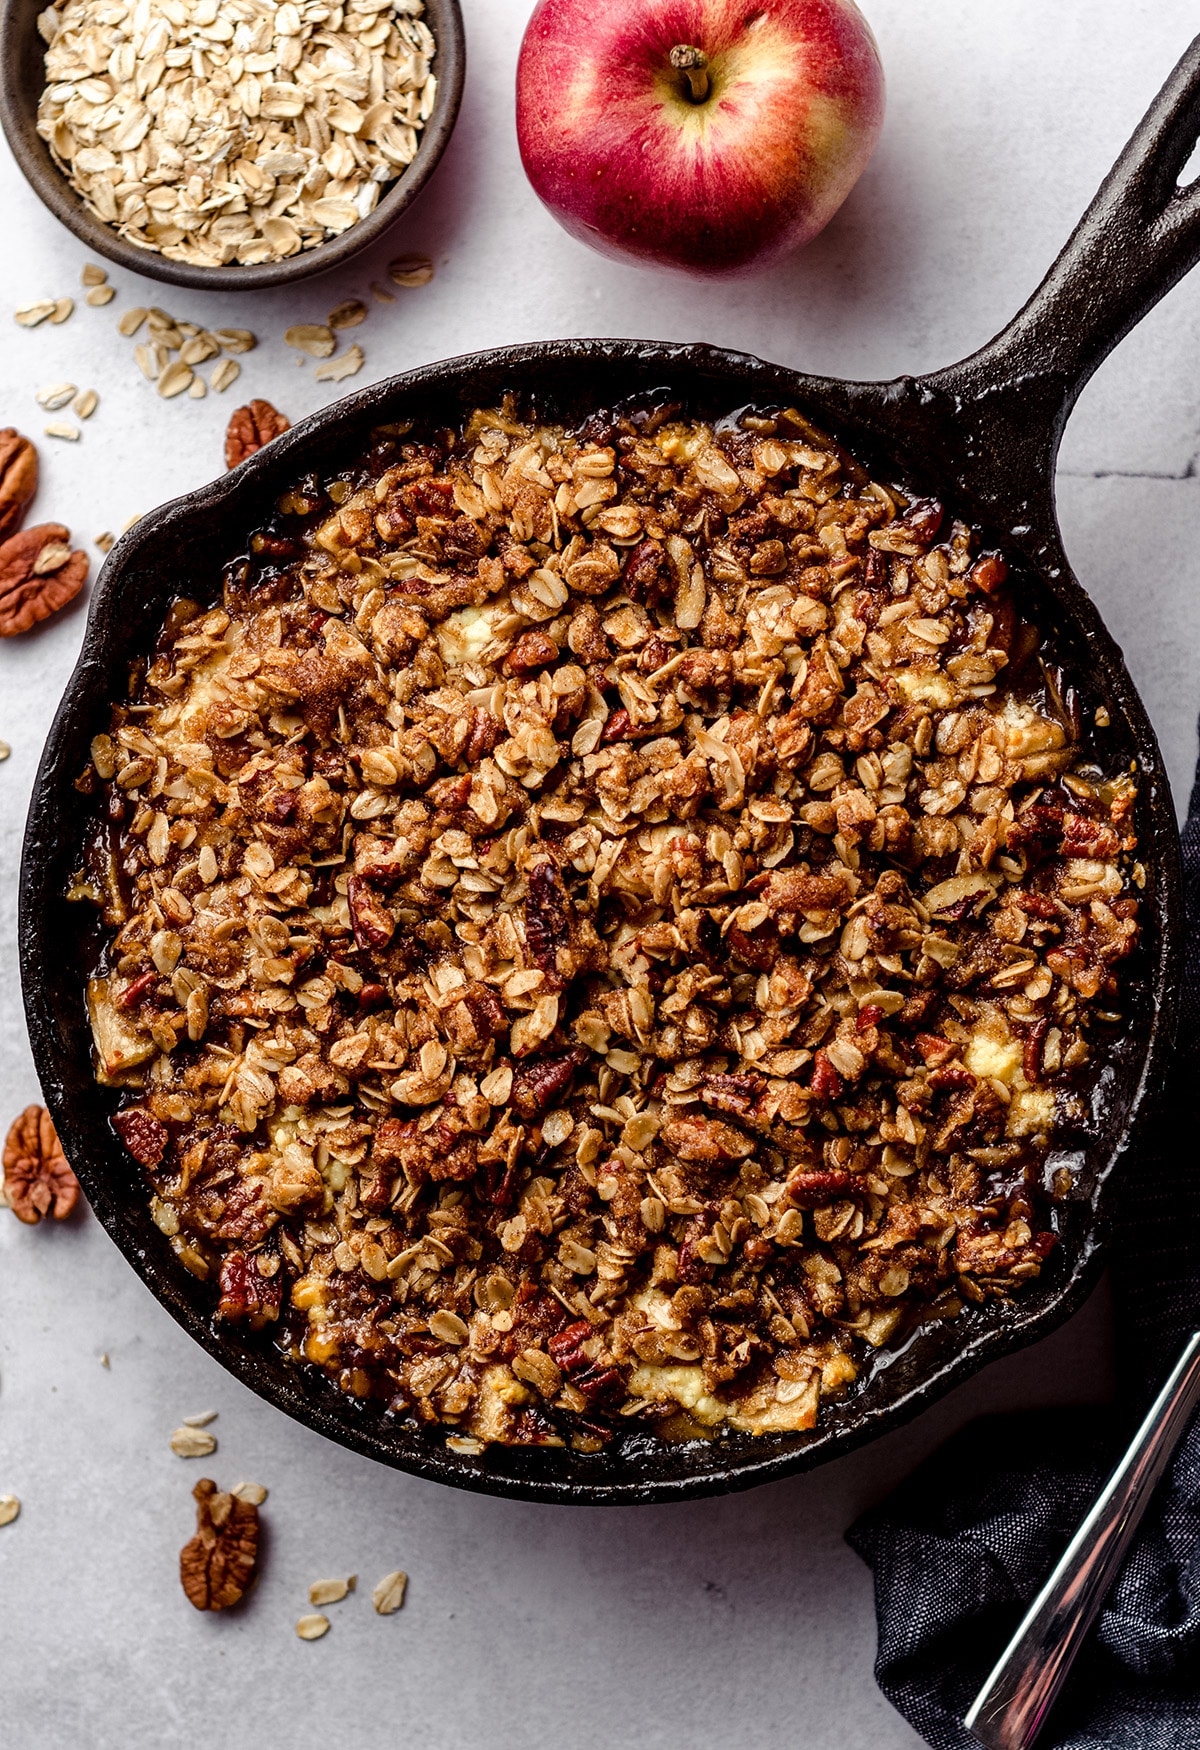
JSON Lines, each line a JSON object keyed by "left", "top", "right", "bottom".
{"left": 73, "top": 397, "right": 1138, "bottom": 1450}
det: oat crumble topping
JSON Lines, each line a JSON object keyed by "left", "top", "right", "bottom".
{"left": 74, "top": 399, "right": 1140, "bottom": 1450}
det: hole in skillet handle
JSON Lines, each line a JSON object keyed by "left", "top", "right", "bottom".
{"left": 0, "top": 0, "right": 465, "bottom": 291}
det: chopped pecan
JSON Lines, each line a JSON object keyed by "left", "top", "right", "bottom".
{"left": 661, "top": 1114, "right": 754, "bottom": 1163}
{"left": 0, "top": 429, "right": 38, "bottom": 540}
{"left": 510, "top": 1047, "right": 588, "bottom": 1121}
{"left": 216, "top": 1250, "right": 282, "bottom": 1324}
{"left": 224, "top": 400, "right": 291, "bottom": 470}
{"left": 573, "top": 1363, "right": 623, "bottom": 1405}
{"left": 180, "top": 1478, "right": 261, "bottom": 1611}
{"left": 621, "top": 538, "right": 668, "bottom": 604}
{"left": 113, "top": 1106, "right": 168, "bottom": 1167}
{"left": 762, "top": 868, "right": 854, "bottom": 916}
{"left": 1022, "top": 1018, "right": 1050, "bottom": 1084}
{"left": 502, "top": 629, "right": 558, "bottom": 676}
{"left": 1060, "top": 812, "right": 1120, "bottom": 859}
{"left": 785, "top": 1168, "right": 858, "bottom": 1206}
{"left": 548, "top": 1320, "right": 593, "bottom": 1372}
{"left": 698, "top": 1072, "right": 765, "bottom": 1121}
{"left": 0, "top": 523, "right": 88, "bottom": 636}
{"left": 3, "top": 1105, "right": 80, "bottom": 1223}
{"left": 810, "top": 1051, "right": 843, "bottom": 1101}
{"left": 524, "top": 858, "right": 570, "bottom": 970}
{"left": 346, "top": 874, "right": 395, "bottom": 949}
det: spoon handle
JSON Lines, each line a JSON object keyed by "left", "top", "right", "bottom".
{"left": 964, "top": 1328, "right": 1200, "bottom": 1750}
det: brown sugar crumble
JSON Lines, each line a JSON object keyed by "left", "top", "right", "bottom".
{"left": 74, "top": 399, "right": 1140, "bottom": 1449}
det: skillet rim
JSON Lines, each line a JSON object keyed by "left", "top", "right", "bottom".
{"left": 18, "top": 338, "right": 1182, "bottom": 1504}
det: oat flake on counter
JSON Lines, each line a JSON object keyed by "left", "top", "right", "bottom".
{"left": 36, "top": 0, "right": 438, "bottom": 268}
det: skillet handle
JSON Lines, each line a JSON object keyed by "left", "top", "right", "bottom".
{"left": 925, "top": 32, "right": 1200, "bottom": 531}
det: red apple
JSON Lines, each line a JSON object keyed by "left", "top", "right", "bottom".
{"left": 516, "top": 0, "right": 885, "bottom": 278}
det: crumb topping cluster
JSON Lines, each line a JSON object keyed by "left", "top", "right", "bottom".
{"left": 76, "top": 399, "right": 1139, "bottom": 1450}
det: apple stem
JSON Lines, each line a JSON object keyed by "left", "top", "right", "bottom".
{"left": 669, "top": 45, "right": 710, "bottom": 103}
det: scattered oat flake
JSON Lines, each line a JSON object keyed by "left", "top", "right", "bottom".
{"left": 180, "top": 334, "right": 218, "bottom": 366}
{"left": 372, "top": 1570, "right": 407, "bottom": 1615}
{"left": 15, "top": 301, "right": 56, "bottom": 327}
{"left": 170, "top": 1425, "right": 217, "bottom": 1458}
{"left": 74, "top": 389, "right": 98, "bottom": 419}
{"left": 214, "top": 329, "right": 256, "bottom": 355}
{"left": 446, "top": 1435, "right": 486, "bottom": 1456}
{"left": 81, "top": 264, "right": 107, "bottom": 287}
{"left": 211, "top": 359, "right": 240, "bottom": 393}
{"left": 309, "top": 1576, "right": 355, "bottom": 1606}
{"left": 328, "top": 299, "right": 367, "bottom": 330}
{"left": 86, "top": 285, "right": 115, "bottom": 307}
{"left": 99, "top": 1351, "right": 110, "bottom": 1366}
{"left": 95, "top": 533, "right": 114, "bottom": 553}
{"left": 118, "top": 307, "right": 148, "bottom": 337}
{"left": 388, "top": 254, "right": 434, "bottom": 287}
{"left": 158, "top": 362, "right": 193, "bottom": 399}
{"left": 0, "top": 1496, "right": 19, "bottom": 1528}
{"left": 296, "top": 1613, "right": 330, "bottom": 1641}
{"left": 121, "top": 512, "right": 142, "bottom": 533}
{"left": 188, "top": 377, "right": 207, "bottom": 400}
{"left": 370, "top": 281, "right": 397, "bottom": 303}
{"left": 285, "top": 324, "right": 335, "bottom": 358}
{"left": 50, "top": 298, "right": 74, "bottom": 324}
{"left": 44, "top": 422, "right": 80, "bottom": 441}
{"left": 231, "top": 1481, "right": 267, "bottom": 1505}
{"left": 0, "top": 741, "right": 10, "bottom": 763}
{"left": 314, "top": 344, "right": 364, "bottom": 384}
{"left": 37, "top": 383, "right": 76, "bottom": 410}
{"left": 182, "top": 1410, "right": 218, "bottom": 1428}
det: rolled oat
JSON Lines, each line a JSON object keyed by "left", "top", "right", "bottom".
{"left": 37, "top": 0, "right": 438, "bottom": 268}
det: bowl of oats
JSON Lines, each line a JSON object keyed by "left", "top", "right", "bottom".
{"left": 16, "top": 42, "right": 1200, "bottom": 1502}
{"left": 0, "top": 0, "right": 464, "bottom": 289}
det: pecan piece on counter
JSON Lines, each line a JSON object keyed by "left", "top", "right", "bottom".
{"left": 0, "top": 523, "right": 88, "bottom": 636}
{"left": 180, "top": 1478, "right": 261, "bottom": 1611}
{"left": 0, "top": 429, "right": 38, "bottom": 540}
{"left": 224, "top": 400, "right": 291, "bottom": 471}
{"left": 2, "top": 1105, "right": 80, "bottom": 1223}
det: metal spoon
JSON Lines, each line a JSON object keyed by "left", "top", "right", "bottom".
{"left": 965, "top": 1329, "right": 1200, "bottom": 1749}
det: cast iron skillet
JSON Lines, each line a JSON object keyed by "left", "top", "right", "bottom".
{"left": 20, "top": 40, "right": 1200, "bottom": 1504}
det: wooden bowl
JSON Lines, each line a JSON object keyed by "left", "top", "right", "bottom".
{"left": 0, "top": 0, "right": 465, "bottom": 291}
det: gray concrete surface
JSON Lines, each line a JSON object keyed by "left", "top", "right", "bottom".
{"left": 1, "top": 2, "right": 1197, "bottom": 1745}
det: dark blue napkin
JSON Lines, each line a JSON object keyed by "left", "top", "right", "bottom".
{"left": 847, "top": 738, "right": 1200, "bottom": 1749}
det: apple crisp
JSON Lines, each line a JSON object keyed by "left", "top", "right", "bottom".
{"left": 75, "top": 399, "right": 1139, "bottom": 1450}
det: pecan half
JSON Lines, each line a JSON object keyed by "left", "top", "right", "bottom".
{"left": 0, "top": 429, "right": 38, "bottom": 540}
{"left": 3, "top": 1105, "right": 80, "bottom": 1223}
{"left": 0, "top": 524, "right": 88, "bottom": 636}
{"left": 180, "top": 1478, "right": 261, "bottom": 1611}
{"left": 225, "top": 400, "right": 291, "bottom": 471}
